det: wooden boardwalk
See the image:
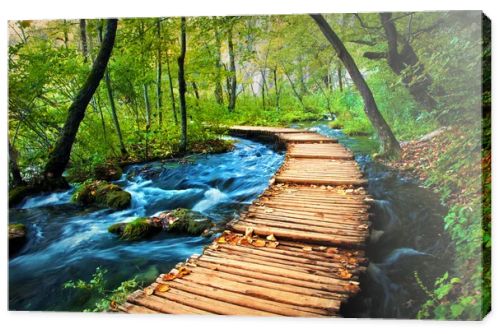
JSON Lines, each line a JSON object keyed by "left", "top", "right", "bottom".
{"left": 119, "top": 126, "right": 371, "bottom": 317}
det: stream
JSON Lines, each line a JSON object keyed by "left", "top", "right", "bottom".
{"left": 9, "top": 137, "right": 284, "bottom": 311}
{"left": 9, "top": 123, "right": 451, "bottom": 318}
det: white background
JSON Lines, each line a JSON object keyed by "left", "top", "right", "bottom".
{"left": 0, "top": 0, "right": 498, "bottom": 333}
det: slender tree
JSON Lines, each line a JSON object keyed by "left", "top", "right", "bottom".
{"left": 165, "top": 50, "right": 178, "bottom": 125}
{"left": 310, "top": 14, "right": 400, "bottom": 157}
{"left": 213, "top": 27, "right": 224, "bottom": 105}
{"left": 98, "top": 22, "right": 127, "bottom": 156}
{"left": 79, "top": 19, "right": 88, "bottom": 62}
{"left": 177, "top": 17, "right": 188, "bottom": 152}
{"left": 44, "top": 19, "right": 118, "bottom": 180}
{"left": 227, "top": 25, "right": 237, "bottom": 112}
{"left": 156, "top": 18, "right": 163, "bottom": 128}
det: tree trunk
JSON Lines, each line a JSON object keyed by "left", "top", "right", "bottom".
{"left": 273, "top": 65, "right": 280, "bottom": 112}
{"left": 214, "top": 28, "right": 224, "bottom": 105}
{"left": 310, "top": 14, "right": 400, "bottom": 157}
{"left": 92, "top": 91, "right": 108, "bottom": 144}
{"left": 63, "top": 20, "right": 69, "bottom": 49}
{"left": 227, "top": 27, "right": 237, "bottom": 112}
{"left": 260, "top": 69, "right": 267, "bottom": 109}
{"left": 177, "top": 17, "right": 188, "bottom": 153}
{"left": 156, "top": 19, "right": 163, "bottom": 128}
{"left": 97, "top": 22, "right": 127, "bottom": 157}
{"left": 337, "top": 66, "right": 343, "bottom": 92}
{"left": 378, "top": 13, "right": 437, "bottom": 111}
{"left": 281, "top": 64, "right": 305, "bottom": 110}
{"left": 192, "top": 81, "right": 200, "bottom": 100}
{"left": 165, "top": 50, "right": 178, "bottom": 125}
{"left": 143, "top": 83, "right": 151, "bottom": 130}
{"left": 104, "top": 71, "right": 127, "bottom": 156}
{"left": 79, "top": 19, "right": 88, "bottom": 62}
{"left": 9, "top": 140, "right": 25, "bottom": 187}
{"left": 44, "top": 19, "right": 118, "bottom": 180}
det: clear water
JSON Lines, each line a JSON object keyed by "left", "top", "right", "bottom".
{"left": 8, "top": 138, "right": 284, "bottom": 311}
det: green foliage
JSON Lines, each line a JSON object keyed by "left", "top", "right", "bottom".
{"left": 63, "top": 267, "right": 138, "bottom": 312}
{"left": 417, "top": 271, "right": 479, "bottom": 320}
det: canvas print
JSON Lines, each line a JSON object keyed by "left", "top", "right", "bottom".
{"left": 7, "top": 11, "right": 490, "bottom": 320}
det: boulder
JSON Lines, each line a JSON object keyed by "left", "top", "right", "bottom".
{"left": 9, "top": 224, "right": 27, "bottom": 255}
{"left": 108, "top": 218, "right": 161, "bottom": 241}
{"left": 108, "top": 209, "right": 213, "bottom": 241}
{"left": 72, "top": 180, "right": 131, "bottom": 210}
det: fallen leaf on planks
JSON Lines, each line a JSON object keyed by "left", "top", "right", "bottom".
{"left": 155, "top": 284, "right": 170, "bottom": 293}
{"left": 216, "top": 236, "right": 226, "bottom": 244}
{"left": 326, "top": 247, "right": 338, "bottom": 255}
{"left": 144, "top": 287, "right": 154, "bottom": 296}
{"left": 264, "top": 208, "right": 274, "bottom": 213}
{"left": 266, "top": 234, "right": 277, "bottom": 241}
{"left": 303, "top": 246, "right": 313, "bottom": 251}
{"left": 162, "top": 273, "right": 177, "bottom": 281}
{"left": 266, "top": 241, "right": 279, "bottom": 248}
{"left": 245, "top": 227, "right": 254, "bottom": 238}
{"left": 177, "top": 267, "right": 192, "bottom": 278}
{"left": 252, "top": 239, "right": 266, "bottom": 247}
{"left": 339, "top": 268, "right": 353, "bottom": 279}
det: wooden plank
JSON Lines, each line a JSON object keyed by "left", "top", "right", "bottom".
{"left": 127, "top": 290, "right": 212, "bottom": 314}
{"left": 118, "top": 301, "right": 160, "bottom": 314}
{"left": 160, "top": 277, "right": 327, "bottom": 317}
{"left": 153, "top": 284, "right": 278, "bottom": 316}
{"left": 177, "top": 270, "right": 341, "bottom": 311}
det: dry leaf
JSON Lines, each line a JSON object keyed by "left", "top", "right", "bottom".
{"left": 326, "top": 247, "right": 338, "bottom": 255}
{"left": 245, "top": 227, "right": 254, "bottom": 238}
{"left": 216, "top": 236, "right": 226, "bottom": 244}
{"left": 339, "top": 269, "right": 353, "bottom": 279}
{"left": 144, "top": 287, "right": 154, "bottom": 296}
{"left": 264, "top": 208, "right": 274, "bottom": 213}
{"left": 162, "top": 273, "right": 177, "bottom": 281}
{"left": 303, "top": 246, "right": 313, "bottom": 251}
{"left": 266, "top": 234, "right": 277, "bottom": 241}
{"left": 155, "top": 284, "right": 170, "bottom": 293}
{"left": 110, "top": 300, "right": 117, "bottom": 310}
{"left": 253, "top": 239, "right": 266, "bottom": 247}
{"left": 177, "top": 267, "right": 191, "bottom": 278}
{"left": 266, "top": 241, "right": 279, "bottom": 248}
{"left": 318, "top": 246, "right": 327, "bottom": 251}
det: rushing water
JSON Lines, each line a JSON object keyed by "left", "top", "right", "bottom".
{"left": 298, "top": 122, "right": 451, "bottom": 319}
{"left": 8, "top": 138, "right": 284, "bottom": 311}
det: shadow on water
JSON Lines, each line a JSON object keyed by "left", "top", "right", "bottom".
{"left": 8, "top": 137, "right": 284, "bottom": 311}
{"left": 299, "top": 122, "right": 452, "bottom": 319}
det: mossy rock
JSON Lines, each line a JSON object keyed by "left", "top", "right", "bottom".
{"left": 72, "top": 180, "right": 131, "bottom": 210}
{"left": 93, "top": 164, "right": 123, "bottom": 181}
{"left": 163, "top": 208, "right": 213, "bottom": 235}
{"left": 108, "top": 209, "right": 213, "bottom": 241}
{"left": 9, "top": 185, "right": 34, "bottom": 207}
{"left": 108, "top": 218, "right": 161, "bottom": 241}
{"left": 9, "top": 223, "right": 27, "bottom": 255}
